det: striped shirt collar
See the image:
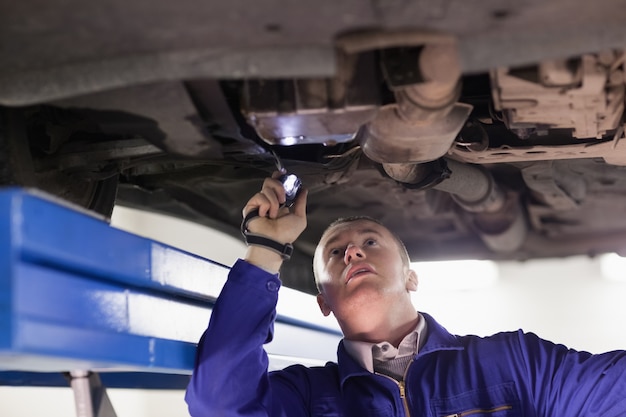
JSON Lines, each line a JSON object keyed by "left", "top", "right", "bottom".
{"left": 342, "top": 313, "right": 427, "bottom": 373}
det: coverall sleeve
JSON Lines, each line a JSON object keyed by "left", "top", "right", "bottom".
{"left": 517, "top": 331, "right": 626, "bottom": 417}
{"left": 185, "top": 259, "right": 310, "bottom": 417}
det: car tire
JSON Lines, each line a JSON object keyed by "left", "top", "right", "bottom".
{"left": 0, "top": 106, "right": 119, "bottom": 219}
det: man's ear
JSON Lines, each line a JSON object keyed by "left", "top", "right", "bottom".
{"left": 405, "top": 269, "right": 418, "bottom": 292}
{"left": 316, "top": 293, "right": 332, "bottom": 316}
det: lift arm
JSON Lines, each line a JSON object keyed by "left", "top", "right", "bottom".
{"left": 0, "top": 188, "right": 341, "bottom": 416}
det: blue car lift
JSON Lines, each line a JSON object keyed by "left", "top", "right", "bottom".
{"left": 0, "top": 188, "right": 341, "bottom": 416}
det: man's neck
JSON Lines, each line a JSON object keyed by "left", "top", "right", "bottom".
{"left": 341, "top": 306, "right": 419, "bottom": 347}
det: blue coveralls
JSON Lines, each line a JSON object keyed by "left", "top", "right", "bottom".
{"left": 186, "top": 260, "right": 626, "bottom": 417}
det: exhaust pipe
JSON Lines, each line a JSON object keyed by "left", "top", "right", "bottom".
{"left": 382, "top": 159, "right": 528, "bottom": 253}
{"left": 360, "top": 40, "right": 528, "bottom": 253}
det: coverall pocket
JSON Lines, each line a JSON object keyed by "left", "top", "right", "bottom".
{"left": 312, "top": 396, "right": 341, "bottom": 416}
{"left": 313, "top": 398, "right": 394, "bottom": 417}
{"left": 431, "top": 382, "right": 521, "bottom": 417}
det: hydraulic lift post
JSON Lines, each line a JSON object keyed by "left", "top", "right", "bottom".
{"left": 69, "top": 371, "right": 117, "bottom": 417}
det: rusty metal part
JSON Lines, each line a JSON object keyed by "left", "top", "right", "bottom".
{"left": 382, "top": 160, "right": 451, "bottom": 190}
{"left": 360, "top": 39, "right": 527, "bottom": 252}
{"left": 491, "top": 52, "right": 625, "bottom": 139}
{"left": 435, "top": 159, "right": 527, "bottom": 252}
{"left": 433, "top": 159, "right": 505, "bottom": 212}
{"left": 521, "top": 161, "right": 586, "bottom": 211}
{"left": 383, "top": 157, "right": 527, "bottom": 253}
{"left": 384, "top": 158, "right": 505, "bottom": 212}
{"left": 449, "top": 126, "right": 626, "bottom": 166}
{"left": 360, "top": 103, "right": 471, "bottom": 163}
{"left": 464, "top": 193, "right": 529, "bottom": 253}
{"left": 360, "top": 42, "right": 472, "bottom": 164}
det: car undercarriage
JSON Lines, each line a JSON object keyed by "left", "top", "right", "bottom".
{"left": 2, "top": 0, "right": 626, "bottom": 294}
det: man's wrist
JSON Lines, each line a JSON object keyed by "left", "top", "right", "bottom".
{"left": 244, "top": 246, "right": 284, "bottom": 274}
{"left": 241, "top": 208, "right": 294, "bottom": 260}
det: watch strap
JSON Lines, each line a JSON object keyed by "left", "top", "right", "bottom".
{"left": 241, "top": 208, "right": 294, "bottom": 260}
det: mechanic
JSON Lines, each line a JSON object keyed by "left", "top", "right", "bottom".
{"left": 185, "top": 175, "right": 626, "bottom": 417}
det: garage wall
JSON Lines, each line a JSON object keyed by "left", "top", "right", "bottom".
{"left": 414, "top": 256, "right": 626, "bottom": 354}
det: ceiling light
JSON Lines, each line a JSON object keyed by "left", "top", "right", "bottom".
{"left": 410, "top": 260, "right": 499, "bottom": 291}
{"left": 599, "top": 253, "right": 626, "bottom": 282}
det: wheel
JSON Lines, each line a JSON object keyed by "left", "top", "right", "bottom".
{"left": 0, "top": 106, "right": 118, "bottom": 218}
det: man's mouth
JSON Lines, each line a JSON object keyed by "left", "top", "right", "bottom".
{"left": 345, "top": 264, "right": 375, "bottom": 283}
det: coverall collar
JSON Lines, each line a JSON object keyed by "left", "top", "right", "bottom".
{"left": 337, "top": 312, "right": 464, "bottom": 388}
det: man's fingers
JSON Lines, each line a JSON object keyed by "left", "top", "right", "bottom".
{"left": 243, "top": 187, "right": 276, "bottom": 218}
{"left": 260, "top": 177, "right": 288, "bottom": 218}
{"left": 242, "top": 195, "right": 268, "bottom": 218}
{"left": 292, "top": 188, "right": 308, "bottom": 220}
{"left": 259, "top": 192, "right": 278, "bottom": 218}
{"left": 242, "top": 178, "right": 284, "bottom": 217}
{"left": 261, "top": 177, "right": 286, "bottom": 208}
{"left": 242, "top": 177, "right": 308, "bottom": 245}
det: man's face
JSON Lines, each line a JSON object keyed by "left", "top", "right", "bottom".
{"left": 313, "top": 219, "right": 417, "bottom": 318}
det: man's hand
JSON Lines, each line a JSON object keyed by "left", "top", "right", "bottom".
{"left": 242, "top": 174, "right": 308, "bottom": 273}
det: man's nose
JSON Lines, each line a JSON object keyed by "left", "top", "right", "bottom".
{"left": 344, "top": 244, "right": 364, "bottom": 264}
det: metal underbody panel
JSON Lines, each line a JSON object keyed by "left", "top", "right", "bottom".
{"left": 3, "top": 0, "right": 626, "bottom": 104}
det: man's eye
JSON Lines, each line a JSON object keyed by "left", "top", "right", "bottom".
{"left": 329, "top": 248, "right": 341, "bottom": 256}
{"left": 365, "top": 239, "right": 377, "bottom": 246}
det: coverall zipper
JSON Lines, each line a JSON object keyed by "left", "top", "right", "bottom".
{"left": 443, "top": 405, "right": 513, "bottom": 417}
{"left": 398, "top": 380, "right": 410, "bottom": 417}
{"left": 376, "top": 374, "right": 411, "bottom": 417}
{"left": 375, "top": 359, "right": 413, "bottom": 417}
